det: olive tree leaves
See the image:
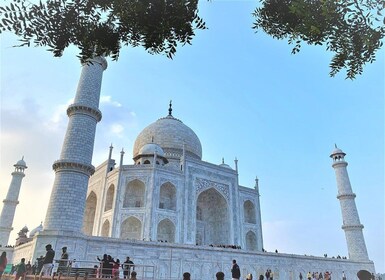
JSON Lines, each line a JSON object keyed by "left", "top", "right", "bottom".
{"left": 253, "top": 0, "right": 385, "bottom": 79}
{"left": 0, "top": 0, "right": 207, "bottom": 63}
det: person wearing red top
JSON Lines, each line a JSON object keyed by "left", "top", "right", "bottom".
{"left": 0, "top": 252, "right": 7, "bottom": 279}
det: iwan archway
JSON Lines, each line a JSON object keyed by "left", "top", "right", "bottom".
{"left": 196, "top": 188, "right": 229, "bottom": 245}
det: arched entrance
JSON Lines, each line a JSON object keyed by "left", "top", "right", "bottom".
{"left": 101, "top": 220, "right": 110, "bottom": 237}
{"left": 83, "top": 191, "right": 97, "bottom": 235}
{"left": 196, "top": 188, "right": 229, "bottom": 245}
{"left": 104, "top": 184, "right": 115, "bottom": 211}
{"left": 157, "top": 218, "right": 175, "bottom": 243}
{"left": 120, "top": 216, "right": 142, "bottom": 240}
{"left": 245, "top": 230, "right": 257, "bottom": 251}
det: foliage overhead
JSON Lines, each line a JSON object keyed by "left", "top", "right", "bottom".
{"left": 253, "top": 0, "right": 385, "bottom": 79}
{"left": 0, "top": 0, "right": 207, "bottom": 62}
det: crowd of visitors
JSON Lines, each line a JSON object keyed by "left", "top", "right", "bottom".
{"left": 209, "top": 244, "right": 241, "bottom": 249}
{"left": 96, "top": 253, "right": 135, "bottom": 278}
{"left": 0, "top": 245, "right": 381, "bottom": 280}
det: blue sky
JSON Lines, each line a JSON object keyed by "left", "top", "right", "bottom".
{"left": 1, "top": 0, "right": 384, "bottom": 273}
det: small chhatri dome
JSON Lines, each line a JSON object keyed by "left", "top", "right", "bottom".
{"left": 133, "top": 103, "right": 202, "bottom": 160}
{"left": 330, "top": 144, "right": 346, "bottom": 158}
{"left": 14, "top": 156, "right": 27, "bottom": 168}
{"left": 219, "top": 158, "right": 232, "bottom": 169}
{"left": 138, "top": 143, "right": 165, "bottom": 157}
{"left": 29, "top": 222, "right": 43, "bottom": 238}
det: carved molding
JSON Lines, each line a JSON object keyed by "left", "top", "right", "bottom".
{"left": 53, "top": 160, "right": 95, "bottom": 176}
{"left": 337, "top": 193, "right": 356, "bottom": 199}
{"left": 67, "top": 104, "right": 102, "bottom": 122}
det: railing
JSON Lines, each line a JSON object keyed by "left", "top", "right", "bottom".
{"left": 46, "top": 259, "right": 155, "bottom": 280}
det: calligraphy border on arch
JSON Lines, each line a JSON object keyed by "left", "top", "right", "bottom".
{"left": 195, "top": 177, "right": 229, "bottom": 201}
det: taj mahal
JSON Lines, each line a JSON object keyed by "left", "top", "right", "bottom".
{"left": 0, "top": 57, "right": 376, "bottom": 279}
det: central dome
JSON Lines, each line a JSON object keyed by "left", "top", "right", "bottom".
{"left": 133, "top": 114, "right": 202, "bottom": 160}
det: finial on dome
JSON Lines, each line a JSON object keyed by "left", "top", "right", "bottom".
{"left": 151, "top": 136, "right": 154, "bottom": 143}
{"left": 335, "top": 143, "right": 338, "bottom": 148}
{"left": 168, "top": 100, "right": 172, "bottom": 116}
{"left": 222, "top": 158, "right": 225, "bottom": 164}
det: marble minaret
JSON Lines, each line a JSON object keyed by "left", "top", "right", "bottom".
{"left": 44, "top": 57, "right": 107, "bottom": 233}
{"left": 0, "top": 157, "right": 27, "bottom": 245}
{"left": 330, "top": 145, "right": 369, "bottom": 261}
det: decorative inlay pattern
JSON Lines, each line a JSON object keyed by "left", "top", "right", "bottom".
{"left": 195, "top": 177, "right": 229, "bottom": 201}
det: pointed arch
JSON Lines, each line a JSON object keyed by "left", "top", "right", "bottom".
{"left": 244, "top": 200, "right": 256, "bottom": 224}
{"left": 157, "top": 219, "right": 175, "bottom": 243}
{"left": 123, "top": 179, "right": 145, "bottom": 208}
{"left": 101, "top": 220, "right": 110, "bottom": 237}
{"left": 195, "top": 188, "right": 229, "bottom": 245}
{"left": 83, "top": 191, "right": 97, "bottom": 236}
{"left": 245, "top": 230, "right": 257, "bottom": 251}
{"left": 104, "top": 184, "right": 115, "bottom": 211}
{"left": 120, "top": 216, "right": 142, "bottom": 240}
{"left": 159, "top": 182, "right": 176, "bottom": 210}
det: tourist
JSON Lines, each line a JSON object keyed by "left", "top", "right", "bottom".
{"left": 106, "top": 255, "right": 114, "bottom": 277}
{"left": 112, "top": 258, "right": 120, "bottom": 277}
{"left": 93, "top": 265, "right": 100, "bottom": 278}
{"left": 25, "top": 261, "right": 32, "bottom": 275}
{"left": 0, "top": 252, "right": 7, "bottom": 279}
{"left": 307, "top": 271, "right": 312, "bottom": 280}
{"left": 182, "top": 272, "right": 191, "bottom": 280}
{"left": 259, "top": 275, "right": 264, "bottom": 280}
{"left": 246, "top": 273, "right": 253, "bottom": 280}
{"left": 319, "top": 272, "right": 323, "bottom": 279}
{"left": 299, "top": 272, "right": 303, "bottom": 280}
{"left": 270, "top": 270, "right": 274, "bottom": 280}
{"left": 58, "top": 246, "right": 69, "bottom": 274}
{"left": 122, "top": 257, "right": 134, "bottom": 279}
{"left": 70, "top": 259, "right": 79, "bottom": 268}
{"left": 40, "top": 244, "right": 55, "bottom": 276}
{"left": 128, "top": 271, "right": 137, "bottom": 280}
{"left": 231, "top": 259, "right": 241, "bottom": 280}
{"left": 36, "top": 255, "right": 44, "bottom": 274}
{"left": 342, "top": 271, "right": 346, "bottom": 280}
{"left": 97, "top": 254, "right": 108, "bottom": 277}
{"left": 14, "top": 258, "right": 26, "bottom": 280}
{"left": 216, "top": 271, "right": 225, "bottom": 280}
{"left": 265, "top": 270, "right": 271, "bottom": 280}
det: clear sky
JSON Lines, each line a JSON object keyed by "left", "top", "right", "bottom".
{"left": 0, "top": 0, "right": 384, "bottom": 273}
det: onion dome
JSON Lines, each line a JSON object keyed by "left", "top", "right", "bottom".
{"left": 14, "top": 157, "right": 27, "bottom": 169}
{"left": 219, "top": 158, "right": 232, "bottom": 169}
{"left": 138, "top": 143, "right": 165, "bottom": 157}
{"left": 330, "top": 144, "right": 346, "bottom": 158}
{"left": 133, "top": 102, "right": 202, "bottom": 160}
{"left": 29, "top": 222, "right": 43, "bottom": 238}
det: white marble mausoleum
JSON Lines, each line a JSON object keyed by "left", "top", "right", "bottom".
{"left": 83, "top": 104, "right": 263, "bottom": 251}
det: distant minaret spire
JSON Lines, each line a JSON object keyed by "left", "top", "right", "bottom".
{"left": 168, "top": 100, "right": 172, "bottom": 116}
{"left": 330, "top": 146, "right": 369, "bottom": 261}
{"left": 254, "top": 176, "right": 259, "bottom": 192}
{"left": 0, "top": 157, "right": 28, "bottom": 245}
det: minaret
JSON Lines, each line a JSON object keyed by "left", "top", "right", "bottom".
{"left": 330, "top": 145, "right": 369, "bottom": 261}
{"left": 254, "top": 176, "right": 264, "bottom": 251}
{"left": 0, "top": 157, "right": 27, "bottom": 245}
{"left": 44, "top": 57, "right": 107, "bottom": 233}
